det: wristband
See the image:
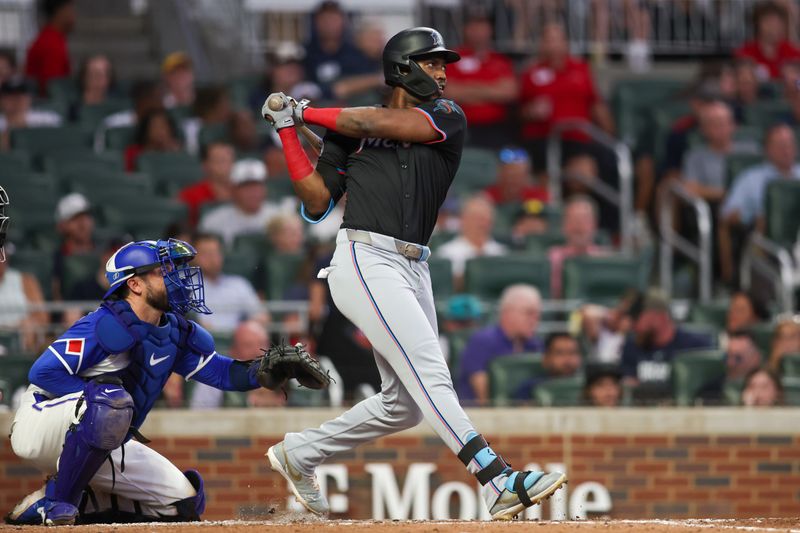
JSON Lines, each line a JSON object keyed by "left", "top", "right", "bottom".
{"left": 278, "top": 127, "right": 314, "bottom": 182}
{"left": 303, "top": 107, "right": 342, "bottom": 131}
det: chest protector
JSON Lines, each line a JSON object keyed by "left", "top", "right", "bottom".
{"left": 95, "top": 300, "right": 193, "bottom": 429}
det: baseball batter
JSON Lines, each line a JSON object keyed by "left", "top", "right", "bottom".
{"left": 4, "top": 239, "right": 326, "bottom": 525}
{"left": 262, "top": 27, "right": 566, "bottom": 520}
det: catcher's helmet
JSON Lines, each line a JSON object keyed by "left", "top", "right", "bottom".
{"left": 383, "top": 27, "right": 460, "bottom": 101}
{"left": 104, "top": 238, "right": 211, "bottom": 315}
{"left": 0, "top": 186, "right": 8, "bottom": 262}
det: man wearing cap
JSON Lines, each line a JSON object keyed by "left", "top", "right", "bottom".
{"left": 0, "top": 76, "right": 61, "bottom": 149}
{"left": 199, "top": 158, "right": 286, "bottom": 248}
{"left": 24, "top": 0, "right": 74, "bottom": 96}
{"left": 161, "top": 52, "right": 195, "bottom": 109}
{"left": 178, "top": 141, "right": 236, "bottom": 226}
{"left": 53, "top": 193, "right": 96, "bottom": 300}
{"left": 445, "top": 6, "right": 517, "bottom": 149}
{"left": 620, "top": 289, "right": 713, "bottom": 396}
{"left": 484, "top": 148, "right": 549, "bottom": 205}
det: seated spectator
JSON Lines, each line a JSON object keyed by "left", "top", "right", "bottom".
{"left": 437, "top": 194, "right": 507, "bottom": 290}
{"left": 70, "top": 54, "right": 115, "bottom": 120}
{"left": 199, "top": 159, "right": 283, "bottom": 248}
{"left": 303, "top": 1, "right": 370, "bottom": 100}
{"left": 62, "top": 238, "right": 126, "bottom": 324}
{"left": 439, "top": 294, "right": 484, "bottom": 364}
{"left": 52, "top": 193, "right": 96, "bottom": 300}
{"left": 681, "top": 101, "right": 759, "bottom": 204}
{"left": 514, "top": 332, "right": 583, "bottom": 400}
{"left": 726, "top": 291, "right": 769, "bottom": 334}
{"left": 0, "top": 76, "right": 61, "bottom": 149}
{"left": 519, "top": 23, "right": 616, "bottom": 201}
{"left": 548, "top": 195, "right": 608, "bottom": 298}
{"left": 510, "top": 199, "right": 550, "bottom": 245}
{"left": 735, "top": 1, "right": 800, "bottom": 81}
{"left": 719, "top": 124, "right": 800, "bottom": 283}
{"left": 620, "top": 289, "right": 713, "bottom": 393}
{"left": 192, "top": 233, "right": 268, "bottom": 332}
{"left": 94, "top": 80, "right": 162, "bottom": 150}
{"left": 726, "top": 330, "right": 764, "bottom": 381}
{"left": 124, "top": 108, "right": 182, "bottom": 171}
{"left": 741, "top": 367, "right": 783, "bottom": 406}
{"left": 161, "top": 52, "right": 195, "bottom": 109}
{"left": 190, "top": 320, "right": 268, "bottom": 409}
{"left": 331, "top": 17, "right": 385, "bottom": 102}
{"left": 769, "top": 316, "right": 800, "bottom": 372}
{"left": 576, "top": 290, "right": 637, "bottom": 364}
{"left": 178, "top": 141, "right": 235, "bottom": 226}
{"left": 228, "top": 110, "right": 263, "bottom": 158}
{"left": 266, "top": 212, "right": 305, "bottom": 255}
{"left": 183, "top": 85, "right": 233, "bottom": 155}
{"left": 457, "top": 284, "right": 543, "bottom": 406}
{"left": 0, "top": 248, "right": 48, "bottom": 353}
{"left": 445, "top": 6, "right": 517, "bottom": 149}
{"left": 25, "top": 0, "right": 74, "bottom": 95}
{"left": 247, "top": 387, "right": 288, "bottom": 408}
{"left": 248, "top": 41, "right": 319, "bottom": 116}
{"left": 484, "top": 148, "right": 548, "bottom": 205}
{"left": 0, "top": 49, "right": 17, "bottom": 85}
{"left": 733, "top": 57, "right": 762, "bottom": 108}
{"left": 583, "top": 364, "right": 623, "bottom": 407}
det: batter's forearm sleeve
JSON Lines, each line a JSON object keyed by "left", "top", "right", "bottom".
{"left": 277, "top": 127, "right": 313, "bottom": 182}
{"left": 304, "top": 107, "right": 342, "bottom": 131}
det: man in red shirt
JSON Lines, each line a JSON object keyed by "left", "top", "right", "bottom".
{"left": 735, "top": 1, "right": 800, "bottom": 81}
{"left": 25, "top": 0, "right": 75, "bottom": 96}
{"left": 178, "top": 141, "right": 235, "bottom": 226}
{"left": 444, "top": 6, "right": 517, "bottom": 149}
{"left": 484, "top": 147, "right": 548, "bottom": 205}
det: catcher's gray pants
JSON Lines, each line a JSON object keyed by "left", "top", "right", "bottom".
{"left": 284, "top": 229, "right": 483, "bottom": 476}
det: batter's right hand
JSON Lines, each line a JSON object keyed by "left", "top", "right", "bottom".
{"left": 288, "top": 97, "right": 311, "bottom": 127}
{"left": 262, "top": 92, "right": 295, "bottom": 130}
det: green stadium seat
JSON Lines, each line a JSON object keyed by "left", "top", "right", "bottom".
{"left": 104, "top": 126, "right": 135, "bottom": 151}
{"left": 651, "top": 101, "right": 692, "bottom": 167}
{"left": 0, "top": 151, "right": 32, "bottom": 173}
{"left": 266, "top": 179, "right": 295, "bottom": 202}
{"left": 46, "top": 77, "right": 78, "bottom": 107}
{"left": 10, "top": 126, "right": 92, "bottom": 158}
{"left": 452, "top": 148, "right": 497, "bottom": 193}
{"left": 671, "top": 349, "right": 726, "bottom": 406}
{"left": 687, "top": 127, "right": 763, "bottom": 150}
{"left": 62, "top": 253, "right": 100, "bottom": 299}
{"left": 198, "top": 123, "right": 230, "bottom": 149}
{"left": 523, "top": 231, "right": 567, "bottom": 255}
{"left": 489, "top": 353, "right": 544, "bottom": 406}
{"left": 749, "top": 322, "right": 775, "bottom": 357}
{"left": 11, "top": 249, "right": 53, "bottom": 300}
{"left": 533, "top": 376, "right": 584, "bottom": 406}
{"left": 1, "top": 172, "right": 57, "bottom": 206}
{"left": 264, "top": 254, "right": 305, "bottom": 300}
{"left": 445, "top": 327, "right": 477, "bottom": 377}
{"left": 428, "top": 230, "right": 456, "bottom": 251}
{"left": 782, "top": 377, "right": 800, "bottom": 406}
{"left": 77, "top": 100, "right": 131, "bottom": 130}
{"left": 464, "top": 254, "right": 551, "bottom": 299}
{"left": 780, "top": 353, "right": 800, "bottom": 377}
{"left": 137, "top": 152, "right": 204, "bottom": 194}
{"left": 427, "top": 257, "right": 454, "bottom": 298}
{"left": 0, "top": 330, "right": 21, "bottom": 353}
{"left": 233, "top": 233, "right": 269, "bottom": 256}
{"left": 102, "top": 198, "right": 188, "bottom": 238}
{"left": 562, "top": 255, "right": 648, "bottom": 304}
{"left": 65, "top": 170, "right": 153, "bottom": 201}
{"left": 765, "top": 179, "right": 800, "bottom": 247}
{"left": 611, "top": 78, "right": 685, "bottom": 148}
{"left": 688, "top": 300, "right": 729, "bottom": 330}
{"left": 43, "top": 150, "right": 124, "bottom": 176}
{"left": 0, "top": 355, "right": 33, "bottom": 406}
{"left": 223, "top": 249, "right": 261, "bottom": 287}
{"left": 227, "top": 75, "right": 262, "bottom": 110}
{"left": 726, "top": 152, "right": 763, "bottom": 188}
{"left": 742, "top": 100, "right": 791, "bottom": 129}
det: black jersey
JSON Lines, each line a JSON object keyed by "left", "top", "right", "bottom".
{"left": 308, "top": 98, "right": 466, "bottom": 245}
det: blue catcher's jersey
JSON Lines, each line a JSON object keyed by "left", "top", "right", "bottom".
{"left": 28, "top": 300, "right": 253, "bottom": 430}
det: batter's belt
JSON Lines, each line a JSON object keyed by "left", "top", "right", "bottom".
{"left": 345, "top": 229, "right": 431, "bottom": 262}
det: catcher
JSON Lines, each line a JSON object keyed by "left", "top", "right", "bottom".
{"left": 5, "top": 238, "right": 329, "bottom": 525}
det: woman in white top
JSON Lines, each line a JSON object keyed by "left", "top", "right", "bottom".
{"left": 0, "top": 257, "right": 48, "bottom": 353}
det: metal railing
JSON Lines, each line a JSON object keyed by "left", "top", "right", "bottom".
{"left": 546, "top": 119, "right": 634, "bottom": 253}
{"left": 740, "top": 233, "right": 796, "bottom": 314}
{"left": 658, "top": 180, "right": 713, "bottom": 303}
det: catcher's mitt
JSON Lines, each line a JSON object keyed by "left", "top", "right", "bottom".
{"left": 252, "top": 343, "right": 332, "bottom": 391}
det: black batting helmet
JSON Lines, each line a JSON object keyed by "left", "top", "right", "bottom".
{"left": 383, "top": 27, "right": 460, "bottom": 101}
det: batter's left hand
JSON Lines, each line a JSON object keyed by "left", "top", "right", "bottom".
{"left": 262, "top": 92, "right": 295, "bottom": 130}
{"left": 288, "top": 97, "right": 311, "bottom": 127}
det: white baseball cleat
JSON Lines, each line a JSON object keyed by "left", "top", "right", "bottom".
{"left": 485, "top": 470, "right": 568, "bottom": 520}
{"left": 266, "top": 441, "right": 330, "bottom": 516}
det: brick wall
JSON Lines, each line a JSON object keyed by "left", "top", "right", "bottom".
{"left": 2, "top": 429, "right": 799, "bottom": 520}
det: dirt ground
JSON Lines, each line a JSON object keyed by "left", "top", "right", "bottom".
{"left": 2, "top": 518, "right": 800, "bottom": 533}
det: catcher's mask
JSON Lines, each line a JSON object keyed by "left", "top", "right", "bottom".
{"left": 0, "top": 186, "right": 8, "bottom": 262}
{"left": 104, "top": 238, "right": 211, "bottom": 315}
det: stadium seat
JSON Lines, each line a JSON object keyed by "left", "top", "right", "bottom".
{"left": 264, "top": 254, "right": 305, "bottom": 300}
{"left": 688, "top": 300, "right": 729, "bottom": 330}
{"left": 749, "top": 322, "right": 775, "bottom": 358}
{"left": 651, "top": 101, "right": 692, "bottom": 168}
{"left": 11, "top": 249, "right": 53, "bottom": 300}
{"left": 782, "top": 377, "right": 800, "bottom": 406}
{"left": 764, "top": 179, "right": 800, "bottom": 247}
{"left": 46, "top": 77, "right": 78, "bottom": 108}
{"left": 726, "top": 152, "right": 763, "bottom": 188}
{"left": 562, "top": 255, "right": 649, "bottom": 303}
{"left": 489, "top": 353, "right": 545, "bottom": 406}
{"left": 611, "top": 78, "right": 685, "bottom": 148}
{"left": 233, "top": 233, "right": 269, "bottom": 256}
{"left": 0, "top": 355, "right": 34, "bottom": 407}
{"left": 227, "top": 74, "right": 262, "bottom": 110}
{"left": 65, "top": 171, "right": 153, "bottom": 201}
{"left": 742, "top": 100, "right": 791, "bottom": 129}
{"left": 533, "top": 376, "right": 584, "bottom": 406}
{"left": 78, "top": 99, "right": 131, "bottom": 131}
{"left": 0, "top": 151, "right": 32, "bottom": 173}
{"left": 452, "top": 147, "right": 497, "bottom": 193}
{"left": 427, "top": 257, "right": 454, "bottom": 298}
{"left": 137, "top": 152, "right": 204, "bottom": 194}
{"left": 62, "top": 253, "right": 101, "bottom": 298}
{"left": 445, "top": 327, "right": 478, "bottom": 377}
{"left": 223, "top": 249, "right": 261, "bottom": 287}
{"left": 266, "top": 179, "right": 295, "bottom": 202}
{"left": 102, "top": 198, "right": 188, "bottom": 238}
{"left": 104, "top": 125, "right": 135, "bottom": 151}
{"left": 43, "top": 150, "right": 124, "bottom": 180}
{"left": 781, "top": 353, "right": 800, "bottom": 377}
{"left": 199, "top": 123, "right": 230, "bottom": 149}
{"left": 10, "top": 126, "right": 92, "bottom": 159}
{"left": 671, "top": 349, "right": 726, "bottom": 406}
{"left": 428, "top": 230, "right": 457, "bottom": 252}
{"left": 523, "top": 231, "right": 567, "bottom": 255}
{"left": 464, "top": 254, "right": 551, "bottom": 299}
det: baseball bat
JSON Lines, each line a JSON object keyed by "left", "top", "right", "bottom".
{"left": 266, "top": 95, "right": 323, "bottom": 155}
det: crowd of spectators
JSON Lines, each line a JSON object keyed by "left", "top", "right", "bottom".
{"left": 1, "top": 0, "right": 800, "bottom": 410}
